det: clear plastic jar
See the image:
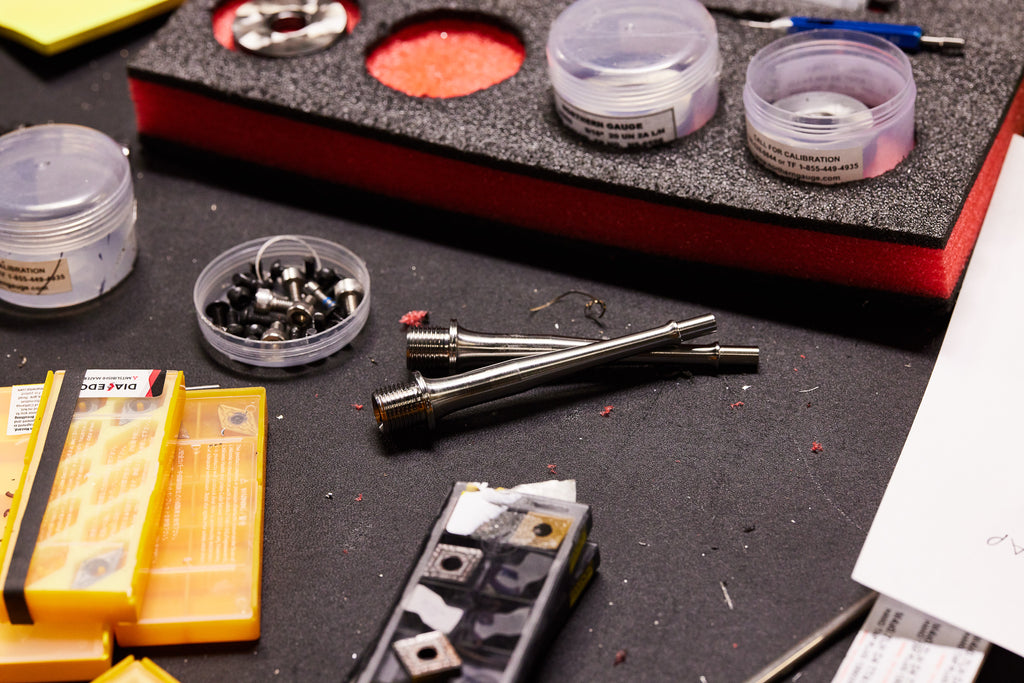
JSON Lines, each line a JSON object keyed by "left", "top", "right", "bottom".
{"left": 547, "top": 0, "right": 721, "bottom": 148}
{"left": 193, "top": 235, "right": 371, "bottom": 368}
{"left": 743, "top": 29, "right": 916, "bottom": 184}
{"left": 0, "top": 124, "right": 137, "bottom": 308}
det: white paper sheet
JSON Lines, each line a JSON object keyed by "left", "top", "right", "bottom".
{"left": 852, "top": 135, "right": 1024, "bottom": 657}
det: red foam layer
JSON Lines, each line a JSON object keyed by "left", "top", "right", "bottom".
{"left": 129, "top": 75, "right": 1024, "bottom": 297}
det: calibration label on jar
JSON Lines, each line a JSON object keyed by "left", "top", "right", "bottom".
{"left": 0, "top": 257, "right": 73, "bottom": 295}
{"left": 746, "top": 121, "right": 864, "bottom": 185}
{"left": 555, "top": 95, "right": 676, "bottom": 148}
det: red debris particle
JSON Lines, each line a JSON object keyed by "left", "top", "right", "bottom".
{"left": 811, "top": 441, "right": 824, "bottom": 453}
{"left": 399, "top": 310, "right": 429, "bottom": 327}
{"left": 547, "top": 464, "right": 558, "bottom": 475}
{"left": 733, "top": 643, "right": 739, "bottom": 649}
{"left": 355, "top": 493, "right": 363, "bottom": 501}
{"left": 342, "top": 549, "right": 349, "bottom": 555}
{"left": 351, "top": 403, "right": 364, "bottom": 410}
{"left": 806, "top": 402, "right": 812, "bottom": 408}
{"left": 793, "top": 368, "right": 799, "bottom": 372}
{"left": 729, "top": 401, "right": 744, "bottom": 409}
{"left": 613, "top": 649, "right": 628, "bottom": 666}
{"left": 600, "top": 405, "right": 614, "bottom": 417}
{"left": 800, "top": 354, "right": 806, "bottom": 359}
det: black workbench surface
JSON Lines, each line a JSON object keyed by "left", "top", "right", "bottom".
{"left": 2, "top": 14, "right": 1023, "bottom": 683}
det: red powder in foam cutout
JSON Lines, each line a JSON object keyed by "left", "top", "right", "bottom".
{"left": 211, "top": 0, "right": 360, "bottom": 51}
{"left": 366, "top": 19, "right": 525, "bottom": 99}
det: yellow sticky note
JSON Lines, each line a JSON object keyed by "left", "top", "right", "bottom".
{"left": 0, "top": 0, "right": 183, "bottom": 55}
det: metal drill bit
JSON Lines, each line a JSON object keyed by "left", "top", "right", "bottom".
{"left": 373, "top": 314, "right": 717, "bottom": 434}
{"left": 406, "top": 319, "right": 759, "bottom": 374}
{"left": 743, "top": 591, "right": 879, "bottom": 683}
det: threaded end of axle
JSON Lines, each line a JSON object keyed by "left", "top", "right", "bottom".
{"left": 405, "top": 326, "right": 452, "bottom": 371}
{"left": 372, "top": 382, "right": 431, "bottom": 433}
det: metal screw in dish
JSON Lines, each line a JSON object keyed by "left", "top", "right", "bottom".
{"left": 281, "top": 266, "right": 305, "bottom": 300}
{"left": 372, "top": 314, "right": 717, "bottom": 435}
{"left": 333, "top": 277, "right": 363, "bottom": 316}
{"left": 226, "top": 285, "right": 254, "bottom": 310}
{"left": 261, "top": 321, "right": 288, "bottom": 342}
{"left": 205, "top": 301, "right": 232, "bottom": 329}
{"left": 253, "top": 287, "right": 314, "bottom": 329}
{"left": 231, "top": 271, "right": 260, "bottom": 291}
{"left": 315, "top": 267, "right": 340, "bottom": 288}
{"left": 238, "top": 307, "right": 278, "bottom": 328}
{"left": 406, "top": 319, "right": 759, "bottom": 373}
{"left": 304, "top": 280, "right": 337, "bottom": 313}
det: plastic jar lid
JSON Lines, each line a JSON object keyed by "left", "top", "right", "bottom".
{"left": 0, "top": 124, "right": 137, "bottom": 308}
{"left": 547, "top": 0, "right": 721, "bottom": 147}
{"left": 743, "top": 29, "right": 916, "bottom": 184}
{"left": 193, "top": 235, "right": 371, "bottom": 368}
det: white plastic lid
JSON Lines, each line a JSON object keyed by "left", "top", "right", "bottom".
{"left": 0, "top": 124, "right": 132, "bottom": 253}
{"left": 547, "top": 0, "right": 719, "bottom": 113}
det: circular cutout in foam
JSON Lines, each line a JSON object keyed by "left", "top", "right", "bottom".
{"left": 211, "top": 0, "right": 360, "bottom": 51}
{"left": 366, "top": 15, "right": 524, "bottom": 98}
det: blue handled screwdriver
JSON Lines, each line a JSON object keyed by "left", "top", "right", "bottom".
{"left": 743, "top": 16, "right": 966, "bottom": 53}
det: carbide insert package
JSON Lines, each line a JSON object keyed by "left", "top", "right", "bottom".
{"left": 351, "top": 482, "right": 599, "bottom": 683}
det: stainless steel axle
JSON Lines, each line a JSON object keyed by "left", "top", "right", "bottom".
{"left": 405, "top": 319, "right": 759, "bottom": 374}
{"left": 373, "top": 314, "right": 717, "bottom": 434}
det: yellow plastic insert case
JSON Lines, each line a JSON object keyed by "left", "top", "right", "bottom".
{"left": 115, "top": 387, "right": 267, "bottom": 645}
{"left": 0, "top": 621, "right": 112, "bottom": 683}
{"left": 91, "top": 655, "right": 180, "bottom": 682}
{"left": 0, "top": 385, "right": 37, "bottom": 531}
{"left": 0, "top": 370, "right": 186, "bottom": 624}
{"left": 0, "top": 382, "right": 113, "bottom": 683}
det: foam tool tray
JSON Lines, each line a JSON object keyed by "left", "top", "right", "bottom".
{"left": 127, "top": 0, "right": 1024, "bottom": 297}
{"left": 350, "top": 482, "right": 598, "bottom": 683}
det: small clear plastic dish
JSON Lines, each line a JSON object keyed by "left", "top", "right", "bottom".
{"left": 193, "top": 235, "right": 370, "bottom": 368}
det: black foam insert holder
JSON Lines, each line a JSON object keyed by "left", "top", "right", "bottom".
{"left": 127, "top": 0, "right": 1024, "bottom": 298}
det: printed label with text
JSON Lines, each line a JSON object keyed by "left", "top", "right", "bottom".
{"left": 8, "top": 383, "right": 44, "bottom": 435}
{"left": 79, "top": 370, "right": 167, "bottom": 398}
{"left": 0, "top": 258, "right": 73, "bottom": 295}
{"left": 746, "top": 121, "right": 863, "bottom": 185}
{"left": 556, "top": 95, "right": 676, "bottom": 148}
